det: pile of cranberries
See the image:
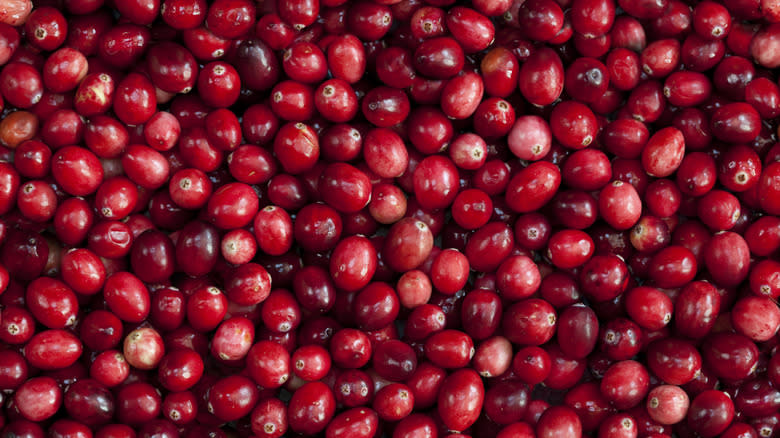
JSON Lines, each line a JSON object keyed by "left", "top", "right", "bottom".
{"left": 1, "top": 0, "right": 780, "bottom": 436}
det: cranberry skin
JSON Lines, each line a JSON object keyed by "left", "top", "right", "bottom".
{"left": 330, "top": 235, "right": 377, "bottom": 292}
{"left": 124, "top": 146, "right": 170, "bottom": 191}
{"left": 561, "top": 149, "right": 612, "bottom": 192}
{"left": 225, "top": 262, "right": 272, "bottom": 306}
{"left": 537, "top": 405, "right": 583, "bottom": 438}
{"left": 600, "top": 360, "right": 650, "bottom": 410}
{"left": 413, "top": 155, "right": 459, "bottom": 210}
{"left": 508, "top": 115, "right": 551, "bottom": 161}
{"left": 248, "top": 206, "right": 290, "bottom": 257}
{"left": 733, "top": 379, "right": 777, "bottom": 420}
{"left": 74, "top": 73, "right": 114, "bottom": 117}
{"left": 0, "top": 349, "right": 28, "bottom": 390}
{"left": 597, "top": 181, "right": 642, "bottom": 230}
{"left": 246, "top": 340, "right": 291, "bottom": 389}
{"left": 518, "top": 0, "right": 564, "bottom": 42}
{"left": 251, "top": 397, "right": 288, "bottom": 438}
{"left": 233, "top": 39, "right": 280, "bottom": 92}
{"left": 607, "top": 48, "right": 641, "bottom": 92}
{"left": 0, "top": 63, "right": 43, "bottom": 109}
{"left": 557, "top": 305, "right": 599, "bottom": 359}
{"left": 93, "top": 176, "right": 137, "bottom": 220}
{"left": 710, "top": 102, "right": 762, "bottom": 144}
{"left": 441, "top": 71, "right": 484, "bottom": 120}
{"left": 283, "top": 41, "right": 327, "bottom": 85}
{"left": 113, "top": 73, "right": 157, "bottom": 126}
{"left": 353, "top": 282, "right": 400, "bottom": 331}
{"left": 646, "top": 385, "right": 689, "bottom": 426}
{"left": 315, "top": 78, "right": 358, "bottom": 123}
{"left": 718, "top": 145, "right": 761, "bottom": 193}
{"left": 161, "top": 0, "right": 207, "bottom": 29}
{"left": 176, "top": 220, "right": 220, "bottom": 277}
{"left": 641, "top": 127, "right": 685, "bottom": 178}
{"left": 647, "top": 338, "right": 702, "bottom": 385}
{"left": 274, "top": 122, "right": 320, "bottom": 174}
{"left": 363, "top": 128, "right": 408, "bottom": 178}
{"left": 197, "top": 61, "right": 241, "bottom": 109}
{"left": 675, "top": 152, "right": 717, "bottom": 197}
{"left": 503, "top": 298, "right": 557, "bottom": 346}
{"left": 437, "top": 369, "right": 484, "bottom": 433}
{"left": 327, "top": 34, "right": 365, "bottom": 84}
{"left": 43, "top": 48, "right": 88, "bottom": 93}
{"left": 446, "top": 7, "right": 494, "bottom": 53}
{"left": 571, "top": 0, "right": 615, "bottom": 37}
{"left": 0, "top": 305, "right": 34, "bottom": 344}
{"left": 103, "top": 272, "right": 150, "bottom": 323}
{"left": 205, "top": 0, "right": 254, "bottom": 39}
{"left": 146, "top": 42, "right": 197, "bottom": 94}
{"left": 704, "top": 231, "right": 750, "bottom": 287}
{"left": 758, "top": 161, "right": 780, "bottom": 215}
{"left": 646, "top": 245, "right": 697, "bottom": 289}
{"left": 702, "top": 332, "right": 759, "bottom": 380}
{"left": 0, "top": 162, "right": 19, "bottom": 215}
{"left": 51, "top": 146, "right": 103, "bottom": 197}
{"left": 206, "top": 182, "right": 259, "bottom": 229}
{"left": 412, "top": 37, "right": 464, "bottom": 79}
{"left": 464, "top": 221, "right": 514, "bottom": 273}
{"left": 288, "top": 381, "right": 335, "bottom": 435}
{"left": 423, "top": 329, "right": 474, "bottom": 369}
{"left": 325, "top": 407, "right": 379, "bottom": 438}
{"left": 624, "top": 286, "right": 673, "bottom": 331}
{"left": 293, "top": 265, "right": 337, "bottom": 314}
{"left": 206, "top": 375, "right": 259, "bottom": 422}
{"left": 506, "top": 161, "right": 561, "bottom": 213}
{"left": 518, "top": 47, "right": 564, "bottom": 106}
{"left": 25, "top": 277, "right": 78, "bottom": 329}
{"left": 547, "top": 229, "right": 594, "bottom": 269}
{"left": 24, "top": 329, "right": 82, "bottom": 370}
{"left": 687, "top": 390, "right": 735, "bottom": 437}
{"left": 320, "top": 162, "right": 372, "bottom": 213}
{"left": 0, "top": 22, "right": 19, "bottom": 64}
{"left": 14, "top": 376, "right": 62, "bottom": 422}
{"left": 675, "top": 281, "right": 721, "bottom": 339}
{"left": 116, "top": 382, "right": 162, "bottom": 425}
{"left": 361, "top": 86, "right": 410, "bottom": 128}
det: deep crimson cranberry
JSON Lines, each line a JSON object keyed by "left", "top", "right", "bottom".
{"left": 624, "top": 286, "right": 673, "bottom": 331}
{"left": 146, "top": 42, "right": 197, "bottom": 94}
{"left": 287, "top": 381, "right": 335, "bottom": 435}
{"left": 352, "top": 282, "right": 399, "bottom": 331}
{"left": 506, "top": 161, "right": 561, "bottom": 213}
{"left": 327, "top": 34, "right": 365, "bottom": 84}
{"left": 701, "top": 332, "right": 759, "bottom": 381}
{"left": 103, "top": 271, "right": 150, "bottom": 323}
{"left": 116, "top": 382, "right": 162, "bottom": 425}
{"left": 646, "top": 337, "right": 702, "bottom": 386}
{"left": 113, "top": 73, "right": 156, "bottom": 126}
{"left": 161, "top": 0, "right": 206, "bottom": 29}
{"left": 197, "top": 61, "right": 241, "bottom": 109}
{"left": 319, "top": 162, "right": 372, "bottom": 213}
{"left": 292, "top": 265, "right": 336, "bottom": 314}
{"left": 674, "top": 280, "right": 720, "bottom": 339}
{"left": 361, "top": 85, "right": 410, "bottom": 128}
{"left": 24, "top": 329, "right": 82, "bottom": 370}
{"left": 687, "top": 390, "right": 735, "bottom": 437}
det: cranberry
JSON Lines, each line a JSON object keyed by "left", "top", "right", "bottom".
{"left": 687, "top": 390, "right": 735, "bottom": 437}
{"left": 287, "top": 381, "right": 335, "bottom": 435}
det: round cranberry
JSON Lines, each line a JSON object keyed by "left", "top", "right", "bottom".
{"left": 687, "top": 390, "right": 735, "bottom": 437}
{"left": 288, "top": 382, "right": 335, "bottom": 435}
{"left": 14, "top": 376, "right": 62, "bottom": 422}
